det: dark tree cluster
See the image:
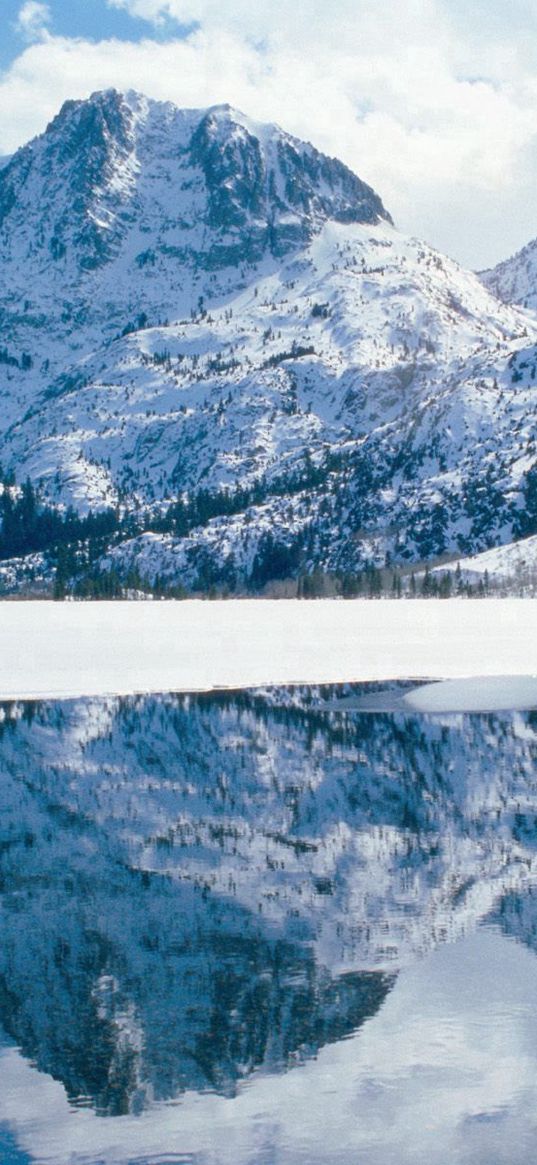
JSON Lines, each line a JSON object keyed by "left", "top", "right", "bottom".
{"left": 0, "top": 474, "right": 119, "bottom": 561}
{"left": 0, "top": 347, "right": 33, "bottom": 370}
{"left": 516, "top": 462, "right": 537, "bottom": 538}
{"left": 159, "top": 484, "right": 263, "bottom": 537}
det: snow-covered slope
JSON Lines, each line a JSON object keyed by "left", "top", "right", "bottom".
{"left": 481, "top": 237, "right": 537, "bottom": 311}
{"left": 432, "top": 532, "right": 537, "bottom": 592}
{"left": 2, "top": 89, "right": 537, "bottom": 587}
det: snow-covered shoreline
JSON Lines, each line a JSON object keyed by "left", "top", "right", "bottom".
{"left": 1, "top": 598, "right": 537, "bottom": 704}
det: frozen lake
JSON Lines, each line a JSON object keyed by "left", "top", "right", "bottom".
{"left": 0, "top": 598, "right": 536, "bottom": 699}
{"left": 1, "top": 684, "right": 537, "bottom": 1163}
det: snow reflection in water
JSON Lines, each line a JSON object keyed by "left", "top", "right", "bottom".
{"left": 0, "top": 683, "right": 537, "bottom": 1163}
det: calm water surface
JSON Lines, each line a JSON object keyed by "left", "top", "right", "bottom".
{"left": 1, "top": 683, "right": 537, "bottom": 1163}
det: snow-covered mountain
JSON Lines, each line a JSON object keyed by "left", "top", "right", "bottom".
{"left": 481, "top": 237, "right": 537, "bottom": 312}
{"left": 0, "top": 87, "right": 388, "bottom": 400}
{"left": 2, "top": 89, "right": 537, "bottom": 590}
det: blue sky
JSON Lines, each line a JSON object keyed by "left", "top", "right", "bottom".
{"left": 0, "top": 0, "right": 139, "bottom": 68}
{"left": 1, "top": 0, "right": 537, "bottom": 269}
{"left": 0, "top": 0, "right": 196, "bottom": 69}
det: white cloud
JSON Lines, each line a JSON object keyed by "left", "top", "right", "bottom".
{"left": 15, "top": 1, "right": 51, "bottom": 43}
{"left": 0, "top": 1, "right": 537, "bottom": 267}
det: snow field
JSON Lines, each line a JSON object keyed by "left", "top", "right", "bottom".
{"left": 1, "top": 598, "right": 537, "bottom": 702}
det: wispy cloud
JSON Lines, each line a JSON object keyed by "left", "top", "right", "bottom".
{"left": 15, "top": 1, "right": 51, "bottom": 43}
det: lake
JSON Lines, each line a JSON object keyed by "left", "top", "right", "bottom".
{"left": 1, "top": 683, "right": 537, "bottom": 1163}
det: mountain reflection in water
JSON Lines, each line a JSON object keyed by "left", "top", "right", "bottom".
{"left": 1, "top": 684, "right": 537, "bottom": 1162}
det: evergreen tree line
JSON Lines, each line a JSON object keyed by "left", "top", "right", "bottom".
{"left": 0, "top": 477, "right": 119, "bottom": 561}
{"left": 248, "top": 549, "right": 492, "bottom": 599}
{"left": 0, "top": 441, "right": 363, "bottom": 577}
{"left": 0, "top": 458, "right": 535, "bottom": 599}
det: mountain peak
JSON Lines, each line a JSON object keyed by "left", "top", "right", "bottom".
{"left": 0, "top": 89, "right": 392, "bottom": 278}
{"left": 47, "top": 86, "right": 133, "bottom": 136}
